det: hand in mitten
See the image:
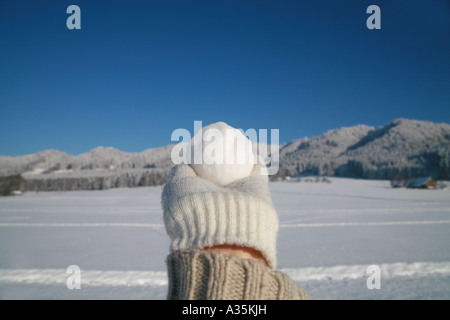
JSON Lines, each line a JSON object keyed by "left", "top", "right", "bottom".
{"left": 161, "top": 160, "right": 279, "bottom": 269}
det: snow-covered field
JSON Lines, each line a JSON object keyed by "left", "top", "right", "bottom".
{"left": 0, "top": 178, "right": 449, "bottom": 299}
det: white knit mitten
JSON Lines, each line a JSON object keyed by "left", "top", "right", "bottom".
{"left": 161, "top": 161, "right": 279, "bottom": 269}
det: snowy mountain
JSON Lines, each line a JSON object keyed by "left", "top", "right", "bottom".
{"left": 0, "top": 145, "right": 174, "bottom": 177}
{"left": 0, "top": 119, "right": 449, "bottom": 192}
{"left": 280, "top": 124, "right": 374, "bottom": 177}
{"left": 279, "top": 119, "right": 450, "bottom": 179}
{"left": 0, "top": 145, "right": 174, "bottom": 192}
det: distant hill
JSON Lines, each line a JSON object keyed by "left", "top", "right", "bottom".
{"left": 0, "top": 145, "right": 174, "bottom": 176}
{"left": 279, "top": 119, "right": 450, "bottom": 179}
{"left": 0, "top": 145, "right": 174, "bottom": 192}
{"left": 0, "top": 118, "right": 449, "bottom": 192}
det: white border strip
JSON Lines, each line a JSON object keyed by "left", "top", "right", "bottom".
{"left": 280, "top": 261, "right": 450, "bottom": 282}
{"left": 279, "top": 220, "right": 450, "bottom": 228}
{"left": 0, "top": 223, "right": 164, "bottom": 228}
{"left": 1, "top": 220, "right": 450, "bottom": 228}
{"left": 1, "top": 261, "right": 449, "bottom": 287}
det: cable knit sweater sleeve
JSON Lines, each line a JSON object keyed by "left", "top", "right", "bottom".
{"left": 166, "top": 250, "right": 310, "bottom": 300}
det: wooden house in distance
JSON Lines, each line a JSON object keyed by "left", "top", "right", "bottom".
{"left": 391, "top": 176, "right": 437, "bottom": 189}
{"left": 407, "top": 177, "right": 437, "bottom": 189}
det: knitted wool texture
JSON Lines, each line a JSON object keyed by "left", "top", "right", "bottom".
{"left": 162, "top": 162, "right": 279, "bottom": 269}
{"left": 167, "top": 250, "right": 310, "bottom": 300}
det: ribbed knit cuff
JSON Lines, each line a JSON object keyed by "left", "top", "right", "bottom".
{"left": 166, "top": 250, "right": 310, "bottom": 300}
{"left": 162, "top": 163, "right": 279, "bottom": 269}
{"left": 164, "top": 191, "right": 278, "bottom": 269}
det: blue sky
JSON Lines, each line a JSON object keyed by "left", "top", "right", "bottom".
{"left": 1, "top": 0, "right": 449, "bottom": 156}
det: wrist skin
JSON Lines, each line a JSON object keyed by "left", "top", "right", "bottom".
{"left": 204, "top": 244, "right": 269, "bottom": 268}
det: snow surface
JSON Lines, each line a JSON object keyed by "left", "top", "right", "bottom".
{"left": 0, "top": 178, "right": 449, "bottom": 300}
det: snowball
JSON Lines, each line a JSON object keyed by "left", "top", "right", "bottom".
{"left": 187, "top": 122, "right": 255, "bottom": 187}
